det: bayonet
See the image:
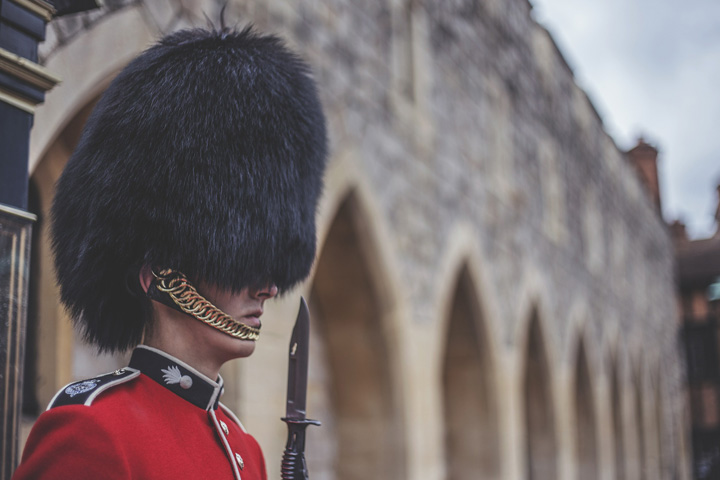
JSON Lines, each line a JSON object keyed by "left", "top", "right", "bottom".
{"left": 281, "top": 297, "right": 320, "bottom": 480}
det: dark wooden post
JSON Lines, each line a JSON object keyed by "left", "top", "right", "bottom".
{"left": 0, "top": 205, "right": 35, "bottom": 478}
{"left": 1, "top": 1, "right": 102, "bottom": 475}
{"left": 0, "top": 0, "right": 56, "bottom": 477}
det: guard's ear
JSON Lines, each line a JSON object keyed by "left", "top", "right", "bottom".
{"left": 138, "top": 264, "right": 154, "bottom": 293}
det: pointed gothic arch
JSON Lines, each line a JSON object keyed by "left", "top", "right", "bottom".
{"left": 634, "top": 368, "right": 647, "bottom": 480}
{"left": 30, "top": 5, "right": 158, "bottom": 171}
{"left": 442, "top": 263, "right": 500, "bottom": 479}
{"left": 306, "top": 190, "right": 406, "bottom": 480}
{"left": 610, "top": 352, "right": 626, "bottom": 480}
{"left": 652, "top": 372, "right": 664, "bottom": 479}
{"left": 573, "top": 338, "right": 599, "bottom": 480}
{"left": 523, "top": 309, "right": 557, "bottom": 480}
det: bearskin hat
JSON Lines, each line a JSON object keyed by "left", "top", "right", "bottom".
{"left": 51, "top": 27, "right": 327, "bottom": 352}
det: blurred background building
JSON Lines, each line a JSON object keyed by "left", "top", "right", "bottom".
{"left": 17, "top": 0, "right": 692, "bottom": 479}
{"left": 673, "top": 185, "right": 720, "bottom": 480}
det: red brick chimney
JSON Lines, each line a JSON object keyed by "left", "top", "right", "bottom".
{"left": 627, "top": 138, "right": 662, "bottom": 213}
{"left": 669, "top": 219, "right": 688, "bottom": 245}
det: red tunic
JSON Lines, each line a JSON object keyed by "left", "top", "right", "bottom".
{"left": 13, "top": 346, "right": 267, "bottom": 480}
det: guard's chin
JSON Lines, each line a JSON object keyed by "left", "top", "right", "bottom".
{"left": 216, "top": 332, "right": 257, "bottom": 361}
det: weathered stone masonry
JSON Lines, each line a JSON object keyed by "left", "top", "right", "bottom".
{"left": 25, "top": 1, "right": 689, "bottom": 479}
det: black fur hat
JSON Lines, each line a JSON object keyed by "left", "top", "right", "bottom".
{"left": 51, "top": 27, "right": 327, "bottom": 352}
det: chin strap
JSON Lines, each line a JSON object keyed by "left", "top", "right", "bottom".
{"left": 147, "top": 268, "right": 261, "bottom": 341}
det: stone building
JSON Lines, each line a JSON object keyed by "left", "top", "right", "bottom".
{"left": 21, "top": 0, "right": 690, "bottom": 479}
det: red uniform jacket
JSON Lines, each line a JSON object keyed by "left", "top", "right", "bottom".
{"left": 14, "top": 346, "right": 267, "bottom": 480}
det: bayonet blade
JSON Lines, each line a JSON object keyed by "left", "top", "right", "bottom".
{"left": 285, "top": 297, "right": 310, "bottom": 419}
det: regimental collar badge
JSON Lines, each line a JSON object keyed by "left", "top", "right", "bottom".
{"left": 64, "top": 379, "right": 101, "bottom": 397}
{"left": 129, "top": 345, "right": 223, "bottom": 410}
{"left": 162, "top": 365, "right": 193, "bottom": 389}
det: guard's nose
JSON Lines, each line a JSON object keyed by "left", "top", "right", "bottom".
{"left": 253, "top": 284, "right": 278, "bottom": 300}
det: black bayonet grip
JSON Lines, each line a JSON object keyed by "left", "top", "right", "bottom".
{"left": 281, "top": 418, "right": 320, "bottom": 480}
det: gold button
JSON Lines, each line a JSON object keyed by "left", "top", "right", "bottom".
{"left": 235, "top": 452, "right": 244, "bottom": 470}
{"left": 220, "top": 420, "right": 229, "bottom": 435}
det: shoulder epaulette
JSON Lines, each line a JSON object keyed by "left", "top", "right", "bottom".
{"left": 47, "top": 367, "right": 140, "bottom": 410}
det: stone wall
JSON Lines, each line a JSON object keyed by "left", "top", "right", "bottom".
{"left": 25, "top": 1, "right": 690, "bottom": 479}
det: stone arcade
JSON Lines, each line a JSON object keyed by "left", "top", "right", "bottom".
{"left": 21, "top": 1, "right": 689, "bottom": 479}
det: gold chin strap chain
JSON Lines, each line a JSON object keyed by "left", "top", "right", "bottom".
{"left": 152, "top": 268, "right": 261, "bottom": 341}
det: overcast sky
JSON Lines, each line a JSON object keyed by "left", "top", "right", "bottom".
{"left": 530, "top": 0, "right": 720, "bottom": 239}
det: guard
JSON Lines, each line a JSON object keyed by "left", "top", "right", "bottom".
{"left": 13, "top": 25, "right": 327, "bottom": 480}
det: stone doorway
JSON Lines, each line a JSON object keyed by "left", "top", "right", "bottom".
{"left": 442, "top": 265, "right": 500, "bottom": 479}
{"left": 523, "top": 313, "right": 557, "bottom": 480}
{"left": 574, "top": 341, "right": 598, "bottom": 480}
{"left": 306, "top": 192, "right": 405, "bottom": 480}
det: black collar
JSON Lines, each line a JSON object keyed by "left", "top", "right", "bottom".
{"left": 129, "top": 345, "right": 224, "bottom": 410}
